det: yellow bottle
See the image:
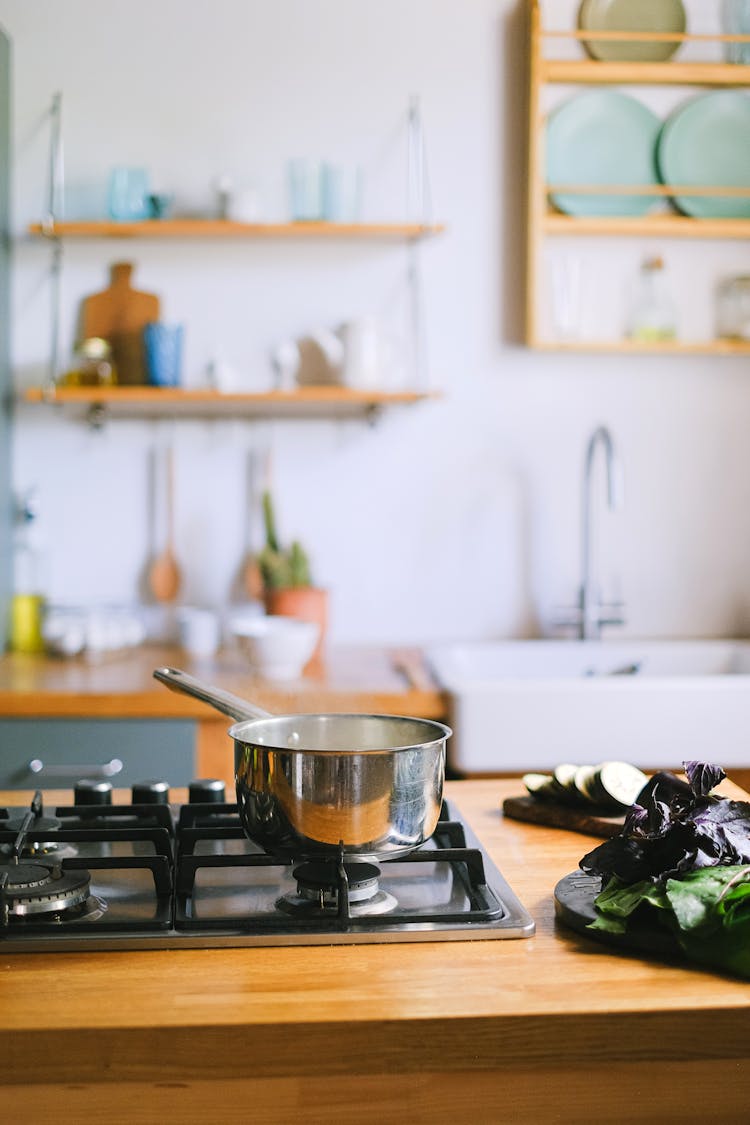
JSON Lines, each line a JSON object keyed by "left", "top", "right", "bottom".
{"left": 9, "top": 492, "right": 46, "bottom": 654}
{"left": 9, "top": 594, "right": 44, "bottom": 653}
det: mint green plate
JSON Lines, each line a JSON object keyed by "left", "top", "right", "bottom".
{"left": 546, "top": 90, "right": 661, "bottom": 217}
{"left": 658, "top": 91, "right": 750, "bottom": 219}
{"left": 578, "top": 0, "right": 686, "bottom": 63}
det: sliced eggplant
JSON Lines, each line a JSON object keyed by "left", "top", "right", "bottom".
{"left": 523, "top": 772, "right": 557, "bottom": 800}
{"left": 596, "top": 760, "right": 649, "bottom": 811}
{"left": 553, "top": 762, "right": 580, "bottom": 794}
{"left": 573, "top": 764, "right": 601, "bottom": 804}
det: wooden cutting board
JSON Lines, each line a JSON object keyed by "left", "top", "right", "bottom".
{"left": 79, "top": 262, "right": 160, "bottom": 385}
{"left": 502, "top": 794, "right": 625, "bottom": 838}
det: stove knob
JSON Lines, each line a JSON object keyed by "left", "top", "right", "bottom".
{"left": 132, "top": 780, "right": 170, "bottom": 805}
{"left": 74, "top": 779, "right": 113, "bottom": 806}
{"left": 188, "top": 778, "right": 226, "bottom": 804}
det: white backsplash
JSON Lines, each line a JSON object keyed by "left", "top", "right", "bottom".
{"left": 3, "top": 0, "right": 749, "bottom": 644}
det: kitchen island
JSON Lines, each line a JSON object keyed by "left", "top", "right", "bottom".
{"left": 1, "top": 779, "right": 749, "bottom": 1124}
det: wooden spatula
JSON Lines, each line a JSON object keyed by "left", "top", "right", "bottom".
{"left": 148, "top": 446, "right": 181, "bottom": 602}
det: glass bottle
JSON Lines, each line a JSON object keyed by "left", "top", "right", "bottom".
{"left": 627, "top": 256, "right": 677, "bottom": 343}
{"left": 9, "top": 491, "right": 46, "bottom": 654}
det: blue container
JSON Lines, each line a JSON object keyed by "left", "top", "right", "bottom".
{"left": 144, "top": 323, "right": 183, "bottom": 387}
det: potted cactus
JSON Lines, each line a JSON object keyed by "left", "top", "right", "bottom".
{"left": 257, "top": 490, "right": 327, "bottom": 666}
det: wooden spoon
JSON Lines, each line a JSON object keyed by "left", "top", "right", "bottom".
{"left": 149, "top": 446, "right": 182, "bottom": 602}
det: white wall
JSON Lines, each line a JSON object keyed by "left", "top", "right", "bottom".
{"left": 1, "top": 0, "right": 749, "bottom": 644}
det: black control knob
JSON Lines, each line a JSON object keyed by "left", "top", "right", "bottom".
{"left": 132, "top": 780, "right": 170, "bottom": 805}
{"left": 74, "top": 779, "right": 113, "bottom": 806}
{"left": 188, "top": 778, "right": 226, "bottom": 804}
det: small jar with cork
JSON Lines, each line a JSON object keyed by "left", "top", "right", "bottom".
{"left": 626, "top": 256, "right": 677, "bottom": 343}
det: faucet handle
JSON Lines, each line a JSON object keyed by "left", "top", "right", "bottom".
{"left": 597, "top": 601, "right": 626, "bottom": 628}
{"left": 551, "top": 606, "right": 584, "bottom": 632}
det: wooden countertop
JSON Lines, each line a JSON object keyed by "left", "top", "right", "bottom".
{"left": 2, "top": 779, "right": 749, "bottom": 1123}
{"left": 0, "top": 643, "right": 446, "bottom": 720}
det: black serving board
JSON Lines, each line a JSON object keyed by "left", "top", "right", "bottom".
{"left": 554, "top": 870, "right": 680, "bottom": 956}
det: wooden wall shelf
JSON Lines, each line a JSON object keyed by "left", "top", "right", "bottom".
{"left": 541, "top": 59, "right": 750, "bottom": 87}
{"left": 525, "top": 0, "right": 750, "bottom": 353}
{"left": 21, "top": 385, "right": 440, "bottom": 424}
{"left": 543, "top": 213, "right": 750, "bottom": 239}
{"left": 29, "top": 220, "right": 446, "bottom": 242}
{"left": 532, "top": 339, "right": 750, "bottom": 355}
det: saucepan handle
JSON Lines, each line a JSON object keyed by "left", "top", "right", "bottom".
{"left": 152, "top": 666, "right": 272, "bottom": 723}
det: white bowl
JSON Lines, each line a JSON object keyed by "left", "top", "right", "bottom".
{"left": 231, "top": 615, "right": 319, "bottom": 681}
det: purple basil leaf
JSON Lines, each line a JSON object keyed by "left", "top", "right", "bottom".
{"left": 684, "top": 761, "right": 726, "bottom": 798}
{"left": 579, "top": 762, "right": 750, "bottom": 887}
{"left": 624, "top": 804, "right": 649, "bottom": 834}
{"left": 694, "top": 800, "right": 750, "bottom": 864}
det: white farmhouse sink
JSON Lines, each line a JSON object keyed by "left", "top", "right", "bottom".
{"left": 426, "top": 640, "right": 750, "bottom": 775}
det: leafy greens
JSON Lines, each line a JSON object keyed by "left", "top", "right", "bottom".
{"left": 578, "top": 761, "right": 750, "bottom": 978}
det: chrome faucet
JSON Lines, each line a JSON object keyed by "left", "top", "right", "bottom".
{"left": 558, "top": 426, "right": 625, "bottom": 640}
{"left": 579, "top": 425, "right": 624, "bottom": 639}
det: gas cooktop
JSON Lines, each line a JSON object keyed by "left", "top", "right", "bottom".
{"left": 0, "top": 780, "right": 534, "bottom": 950}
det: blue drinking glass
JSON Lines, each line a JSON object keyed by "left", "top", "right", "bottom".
{"left": 144, "top": 323, "right": 184, "bottom": 387}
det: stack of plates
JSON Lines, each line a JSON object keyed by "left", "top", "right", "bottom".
{"left": 546, "top": 89, "right": 750, "bottom": 220}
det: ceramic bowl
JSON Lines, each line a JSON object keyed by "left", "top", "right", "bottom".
{"left": 231, "top": 615, "right": 320, "bottom": 681}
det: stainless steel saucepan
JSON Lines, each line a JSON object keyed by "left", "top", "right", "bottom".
{"left": 153, "top": 667, "right": 451, "bottom": 863}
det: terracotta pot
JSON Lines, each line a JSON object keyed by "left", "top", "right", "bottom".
{"left": 263, "top": 586, "right": 328, "bottom": 671}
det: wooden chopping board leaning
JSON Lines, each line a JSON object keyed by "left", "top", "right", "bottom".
{"left": 79, "top": 262, "right": 160, "bottom": 385}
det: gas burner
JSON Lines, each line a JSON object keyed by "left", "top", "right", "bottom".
{"left": 0, "top": 813, "right": 69, "bottom": 858}
{"left": 0, "top": 861, "right": 91, "bottom": 919}
{"left": 277, "top": 859, "right": 398, "bottom": 917}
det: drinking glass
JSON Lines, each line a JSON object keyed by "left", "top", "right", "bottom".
{"left": 287, "top": 159, "right": 323, "bottom": 222}
{"left": 144, "top": 323, "right": 184, "bottom": 386}
{"left": 723, "top": 0, "right": 750, "bottom": 63}
{"left": 107, "top": 167, "right": 150, "bottom": 221}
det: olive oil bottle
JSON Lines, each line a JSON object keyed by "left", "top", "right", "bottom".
{"left": 9, "top": 491, "right": 46, "bottom": 653}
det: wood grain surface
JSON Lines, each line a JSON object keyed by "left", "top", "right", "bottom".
{"left": 502, "top": 793, "right": 625, "bottom": 837}
{"left": 1, "top": 778, "right": 749, "bottom": 1122}
{"left": 80, "top": 262, "right": 159, "bottom": 384}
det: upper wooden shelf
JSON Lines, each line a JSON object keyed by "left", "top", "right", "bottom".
{"left": 543, "top": 212, "right": 750, "bottom": 239}
{"left": 541, "top": 59, "right": 750, "bottom": 87}
{"left": 28, "top": 220, "right": 446, "bottom": 242}
{"left": 21, "top": 385, "right": 440, "bottom": 423}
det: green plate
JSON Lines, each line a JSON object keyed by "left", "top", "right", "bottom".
{"left": 578, "top": 0, "right": 686, "bottom": 63}
{"left": 658, "top": 91, "right": 750, "bottom": 219}
{"left": 546, "top": 90, "right": 661, "bottom": 217}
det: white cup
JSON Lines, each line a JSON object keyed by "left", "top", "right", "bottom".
{"left": 340, "top": 317, "right": 383, "bottom": 389}
{"left": 177, "top": 607, "right": 221, "bottom": 658}
{"left": 227, "top": 187, "right": 262, "bottom": 223}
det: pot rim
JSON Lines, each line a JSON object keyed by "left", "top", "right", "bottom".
{"left": 228, "top": 712, "right": 452, "bottom": 753}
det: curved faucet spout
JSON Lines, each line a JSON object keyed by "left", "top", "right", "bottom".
{"left": 580, "top": 426, "right": 625, "bottom": 640}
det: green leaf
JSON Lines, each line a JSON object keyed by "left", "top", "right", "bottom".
{"left": 588, "top": 877, "right": 672, "bottom": 934}
{"left": 665, "top": 866, "right": 750, "bottom": 934}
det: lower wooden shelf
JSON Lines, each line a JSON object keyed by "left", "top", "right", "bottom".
{"left": 528, "top": 338, "right": 750, "bottom": 355}
{"left": 21, "top": 385, "right": 440, "bottom": 423}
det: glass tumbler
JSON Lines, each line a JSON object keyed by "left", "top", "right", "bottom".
{"left": 144, "top": 323, "right": 184, "bottom": 386}
{"left": 108, "top": 167, "right": 150, "bottom": 221}
{"left": 287, "top": 159, "right": 323, "bottom": 222}
{"left": 722, "top": 0, "right": 750, "bottom": 63}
